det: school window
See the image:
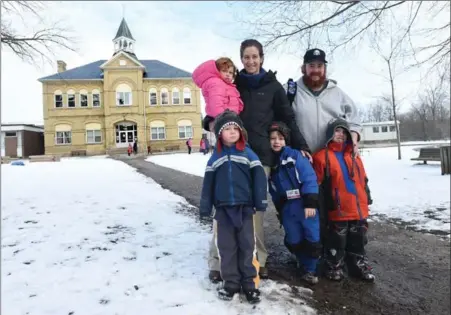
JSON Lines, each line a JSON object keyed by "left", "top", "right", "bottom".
{"left": 149, "top": 88, "right": 157, "bottom": 105}
{"left": 86, "top": 130, "right": 102, "bottom": 144}
{"left": 80, "top": 90, "right": 88, "bottom": 107}
{"left": 389, "top": 126, "right": 396, "bottom": 132}
{"left": 183, "top": 88, "right": 191, "bottom": 104}
{"left": 55, "top": 131, "right": 72, "bottom": 145}
{"left": 381, "top": 126, "right": 388, "bottom": 132}
{"left": 92, "top": 89, "right": 100, "bottom": 107}
{"left": 172, "top": 88, "right": 180, "bottom": 105}
{"left": 5, "top": 132, "right": 17, "bottom": 137}
{"left": 372, "top": 126, "right": 380, "bottom": 133}
{"left": 178, "top": 126, "right": 193, "bottom": 139}
{"left": 116, "top": 83, "right": 132, "bottom": 106}
{"left": 151, "top": 127, "right": 165, "bottom": 140}
{"left": 54, "top": 91, "right": 63, "bottom": 107}
{"left": 116, "top": 92, "right": 132, "bottom": 105}
{"left": 161, "top": 88, "right": 169, "bottom": 105}
{"left": 67, "top": 90, "right": 76, "bottom": 107}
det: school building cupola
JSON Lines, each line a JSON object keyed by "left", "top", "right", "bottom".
{"left": 113, "top": 18, "right": 136, "bottom": 58}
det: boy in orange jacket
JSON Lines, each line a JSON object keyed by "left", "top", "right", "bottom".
{"left": 313, "top": 118, "right": 375, "bottom": 282}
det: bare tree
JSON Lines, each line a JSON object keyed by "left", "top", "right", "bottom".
{"left": 369, "top": 13, "right": 412, "bottom": 160}
{"left": 231, "top": 1, "right": 450, "bottom": 69}
{"left": 1, "top": 1, "right": 76, "bottom": 65}
{"left": 411, "top": 101, "right": 430, "bottom": 140}
{"left": 412, "top": 68, "right": 451, "bottom": 139}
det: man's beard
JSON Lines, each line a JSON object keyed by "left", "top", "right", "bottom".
{"left": 303, "top": 72, "right": 326, "bottom": 89}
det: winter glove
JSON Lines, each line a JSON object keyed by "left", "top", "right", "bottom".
{"left": 199, "top": 213, "right": 212, "bottom": 225}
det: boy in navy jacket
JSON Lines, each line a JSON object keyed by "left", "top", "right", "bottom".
{"left": 268, "top": 122, "right": 321, "bottom": 285}
{"left": 199, "top": 110, "right": 268, "bottom": 304}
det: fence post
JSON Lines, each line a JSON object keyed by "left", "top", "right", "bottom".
{"left": 440, "top": 146, "right": 451, "bottom": 175}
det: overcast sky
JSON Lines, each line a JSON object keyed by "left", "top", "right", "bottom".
{"left": 1, "top": 1, "right": 439, "bottom": 124}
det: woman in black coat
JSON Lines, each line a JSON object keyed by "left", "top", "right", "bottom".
{"left": 207, "top": 39, "right": 311, "bottom": 282}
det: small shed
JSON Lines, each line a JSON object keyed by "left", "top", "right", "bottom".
{"left": 1, "top": 124, "right": 44, "bottom": 158}
{"left": 361, "top": 121, "right": 400, "bottom": 144}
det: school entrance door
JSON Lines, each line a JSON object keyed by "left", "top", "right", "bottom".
{"left": 115, "top": 122, "right": 137, "bottom": 148}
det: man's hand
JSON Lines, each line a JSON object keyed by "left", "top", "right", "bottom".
{"left": 300, "top": 150, "right": 313, "bottom": 163}
{"left": 305, "top": 208, "right": 316, "bottom": 219}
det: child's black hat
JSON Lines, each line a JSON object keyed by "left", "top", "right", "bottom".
{"left": 269, "top": 121, "right": 291, "bottom": 145}
{"left": 214, "top": 109, "right": 244, "bottom": 138}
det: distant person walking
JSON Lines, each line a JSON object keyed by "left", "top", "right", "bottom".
{"left": 200, "top": 138, "right": 207, "bottom": 155}
{"left": 186, "top": 138, "right": 193, "bottom": 154}
{"left": 133, "top": 140, "right": 138, "bottom": 155}
{"left": 205, "top": 138, "right": 210, "bottom": 154}
{"left": 127, "top": 143, "right": 133, "bottom": 156}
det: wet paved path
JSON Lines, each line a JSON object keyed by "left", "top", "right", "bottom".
{"left": 118, "top": 156, "right": 450, "bottom": 315}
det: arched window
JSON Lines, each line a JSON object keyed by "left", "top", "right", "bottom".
{"left": 92, "top": 89, "right": 101, "bottom": 107}
{"left": 79, "top": 89, "right": 88, "bottom": 107}
{"left": 172, "top": 88, "right": 180, "bottom": 105}
{"left": 149, "top": 88, "right": 157, "bottom": 106}
{"left": 85, "top": 122, "right": 102, "bottom": 144}
{"left": 160, "top": 88, "right": 169, "bottom": 105}
{"left": 183, "top": 88, "right": 191, "bottom": 105}
{"left": 116, "top": 83, "right": 132, "bottom": 106}
{"left": 177, "top": 119, "right": 193, "bottom": 139}
{"left": 54, "top": 90, "right": 63, "bottom": 108}
{"left": 55, "top": 124, "right": 72, "bottom": 145}
{"left": 67, "top": 89, "right": 75, "bottom": 107}
{"left": 150, "top": 120, "right": 166, "bottom": 140}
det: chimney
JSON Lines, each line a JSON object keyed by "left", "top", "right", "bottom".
{"left": 57, "top": 60, "right": 67, "bottom": 73}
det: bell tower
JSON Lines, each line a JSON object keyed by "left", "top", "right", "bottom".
{"left": 113, "top": 18, "right": 137, "bottom": 58}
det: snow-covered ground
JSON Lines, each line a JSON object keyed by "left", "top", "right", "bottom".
{"left": 147, "top": 143, "right": 450, "bottom": 236}
{"left": 1, "top": 157, "right": 315, "bottom": 315}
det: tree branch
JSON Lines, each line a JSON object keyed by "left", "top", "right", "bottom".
{"left": 1, "top": 1, "right": 76, "bottom": 66}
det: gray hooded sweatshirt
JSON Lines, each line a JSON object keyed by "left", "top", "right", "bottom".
{"left": 284, "top": 78, "right": 362, "bottom": 154}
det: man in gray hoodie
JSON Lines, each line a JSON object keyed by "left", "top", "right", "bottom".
{"left": 286, "top": 48, "right": 362, "bottom": 154}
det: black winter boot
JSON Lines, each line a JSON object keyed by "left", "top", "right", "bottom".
{"left": 243, "top": 289, "right": 261, "bottom": 304}
{"left": 325, "top": 261, "right": 345, "bottom": 281}
{"left": 259, "top": 266, "right": 269, "bottom": 279}
{"left": 347, "top": 254, "right": 375, "bottom": 282}
{"left": 217, "top": 286, "right": 239, "bottom": 301}
{"left": 209, "top": 270, "right": 222, "bottom": 283}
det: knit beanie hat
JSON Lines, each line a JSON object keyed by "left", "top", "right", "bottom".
{"left": 214, "top": 109, "right": 245, "bottom": 152}
{"left": 269, "top": 121, "right": 291, "bottom": 145}
{"left": 325, "top": 117, "right": 351, "bottom": 146}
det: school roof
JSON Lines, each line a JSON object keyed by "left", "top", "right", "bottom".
{"left": 114, "top": 18, "right": 134, "bottom": 40}
{"left": 38, "top": 59, "right": 192, "bottom": 82}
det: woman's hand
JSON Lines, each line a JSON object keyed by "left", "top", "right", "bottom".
{"left": 300, "top": 150, "right": 313, "bottom": 163}
{"left": 305, "top": 208, "right": 316, "bottom": 219}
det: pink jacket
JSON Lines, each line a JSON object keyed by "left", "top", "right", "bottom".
{"left": 192, "top": 60, "right": 244, "bottom": 118}
{"left": 200, "top": 139, "right": 206, "bottom": 150}
{"left": 187, "top": 139, "right": 192, "bottom": 147}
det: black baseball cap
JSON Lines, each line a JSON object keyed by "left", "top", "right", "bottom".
{"left": 303, "top": 48, "right": 328, "bottom": 64}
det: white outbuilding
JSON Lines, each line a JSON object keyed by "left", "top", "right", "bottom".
{"left": 360, "top": 121, "right": 400, "bottom": 144}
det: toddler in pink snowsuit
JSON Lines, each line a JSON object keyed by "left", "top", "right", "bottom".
{"left": 192, "top": 58, "right": 244, "bottom": 132}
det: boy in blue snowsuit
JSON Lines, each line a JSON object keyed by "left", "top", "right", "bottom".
{"left": 268, "top": 122, "right": 321, "bottom": 284}
{"left": 199, "top": 110, "right": 268, "bottom": 304}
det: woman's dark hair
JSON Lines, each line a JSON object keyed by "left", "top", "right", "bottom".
{"left": 240, "top": 39, "right": 264, "bottom": 58}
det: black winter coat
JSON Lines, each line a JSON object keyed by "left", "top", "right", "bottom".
{"left": 235, "top": 70, "right": 310, "bottom": 167}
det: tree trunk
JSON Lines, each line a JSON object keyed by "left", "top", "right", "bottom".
{"left": 387, "top": 60, "right": 402, "bottom": 160}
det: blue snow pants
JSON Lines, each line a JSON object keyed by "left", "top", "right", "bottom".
{"left": 282, "top": 200, "right": 321, "bottom": 273}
